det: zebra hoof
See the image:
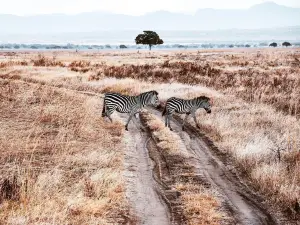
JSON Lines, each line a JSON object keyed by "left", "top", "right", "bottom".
{"left": 125, "top": 126, "right": 128, "bottom": 131}
{"left": 169, "top": 128, "right": 173, "bottom": 131}
{"left": 182, "top": 127, "right": 185, "bottom": 131}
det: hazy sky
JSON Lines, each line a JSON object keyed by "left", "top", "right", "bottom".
{"left": 1, "top": 0, "right": 300, "bottom": 16}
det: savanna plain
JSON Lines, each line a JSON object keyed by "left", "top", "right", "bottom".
{"left": 0, "top": 48, "right": 299, "bottom": 225}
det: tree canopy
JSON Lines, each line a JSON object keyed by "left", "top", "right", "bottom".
{"left": 269, "top": 42, "right": 277, "bottom": 47}
{"left": 119, "top": 44, "right": 127, "bottom": 49}
{"left": 135, "top": 31, "right": 164, "bottom": 50}
{"left": 282, "top": 42, "right": 291, "bottom": 47}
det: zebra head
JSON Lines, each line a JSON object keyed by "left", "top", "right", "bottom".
{"left": 195, "top": 96, "right": 211, "bottom": 114}
{"left": 140, "top": 90, "right": 160, "bottom": 108}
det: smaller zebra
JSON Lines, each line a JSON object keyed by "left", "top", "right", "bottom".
{"left": 162, "top": 96, "right": 211, "bottom": 131}
{"left": 102, "top": 90, "right": 160, "bottom": 130}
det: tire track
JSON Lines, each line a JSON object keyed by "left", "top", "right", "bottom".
{"left": 120, "top": 114, "right": 171, "bottom": 225}
{"left": 148, "top": 108, "right": 278, "bottom": 225}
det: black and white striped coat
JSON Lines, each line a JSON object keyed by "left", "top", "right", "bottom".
{"left": 102, "top": 90, "right": 159, "bottom": 130}
{"left": 162, "top": 96, "right": 211, "bottom": 131}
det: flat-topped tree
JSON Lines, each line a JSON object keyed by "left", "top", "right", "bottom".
{"left": 282, "top": 42, "right": 291, "bottom": 47}
{"left": 135, "top": 31, "right": 164, "bottom": 50}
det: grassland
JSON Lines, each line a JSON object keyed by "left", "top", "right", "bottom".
{"left": 0, "top": 68, "right": 129, "bottom": 223}
{"left": 0, "top": 48, "right": 299, "bottom": 223}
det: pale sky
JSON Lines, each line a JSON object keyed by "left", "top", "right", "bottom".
{"left": 1, "top": 0, "right": 299, "bottom": 16}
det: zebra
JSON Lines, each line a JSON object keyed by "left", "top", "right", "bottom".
{"left": 102, "top": 90, "right": 160, "bottom": 130}
{"left": 162, "top": 96, "right": 211, "bottom": 131}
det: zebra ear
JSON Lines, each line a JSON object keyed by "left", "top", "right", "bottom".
{"left": 152, "top": 91, "right": 159, "bottom": 95}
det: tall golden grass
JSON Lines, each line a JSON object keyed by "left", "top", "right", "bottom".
{"left": 88, "top": 56, "right": 300, "bottom": 117}
{"left": 1, "top": 49, "right": 299, "bottom": 221}
{"left": 0, "top": 79, "right": 130, "bottom": 224}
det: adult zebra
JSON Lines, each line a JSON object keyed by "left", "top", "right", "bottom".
{"left": 162, "top": 96, "right": 211, "bottom": 131}
{"left": 102, "top": 90, "right": 160, "bottom": 130}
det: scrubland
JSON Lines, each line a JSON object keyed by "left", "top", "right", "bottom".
{"left": 0, "top": 73, "right": 129, "bottom": 223}
{"left": 0, "top": 48, "right": 299, "bottom": 223}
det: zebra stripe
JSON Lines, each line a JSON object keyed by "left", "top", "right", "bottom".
{"left": 162, "top": 96, "right": 211, "bottom": 131}
{"left": 102, "top": 90, "right": 159, "bottom": 130}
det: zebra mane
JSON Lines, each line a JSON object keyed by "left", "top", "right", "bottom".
{"left": 151, "top": 90, "right": 159, "bottom": 95}
{"left": 141, "top": 90, "right": 158, "bottom": 96}
{"left": 195, "top": 96, "right": 210, "bottom": 102}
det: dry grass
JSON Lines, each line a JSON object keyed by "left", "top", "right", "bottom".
{"left": 86, "top": 50, "right": 300, "bottom": 117}
{"left": 142, "top": 112, "right": 183, "bottom": 155}
{"left": 31, "top": 54, "right": 65, "bottom": 67}
{"left": 190, "top": 93, "right": 300, "bottom": 215}
{"left": 177, "top": 183, "right": 224, "bottom": 225}
{"left": 0, "top": 79, "right": 129, "bottom": 224}
{"left": 0, "top": 48, "right": 299, "bottom": 221}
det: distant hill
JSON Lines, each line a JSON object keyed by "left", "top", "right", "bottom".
{"left": 0, "top": 2, "right": 300, "bottom": 33}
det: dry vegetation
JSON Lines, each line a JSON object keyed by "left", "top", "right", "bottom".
{"left": 87, "top": 52, "right": 300, "bottom": 117}
{"left": 0, "top": 79, "right": 130, "bottom": 224}
{"left": 0, "top": 48, "right": 299, "bottom": 222}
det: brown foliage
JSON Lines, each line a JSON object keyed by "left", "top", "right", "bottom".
{"left": 0, "top": 176, "right": 20, "bottom": 203}
{"left": 88, "top": 56, "right": 300, "bottom": 117}
{"left": 0, "top": 61, "right": 28, "bottom": 68}
{"left": 31, "top": 54, "right": 65, "bottom": 67}
{"left": 69, "top": 60, "right": 92, "bottom": 73}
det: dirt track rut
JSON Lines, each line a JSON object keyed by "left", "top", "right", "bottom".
{"left": 145, "top": 108, "right": 278, "bottom": 225}
{"left": 121, "top": 114, "right": 171, "bottom": 225}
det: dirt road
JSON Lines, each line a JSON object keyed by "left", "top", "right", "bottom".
{"left": 121, "top": 114, "right": 171, "bottom": 225}
{"left": 121, "top": 107, "right": 278, "bottom": 225}
{"left": 152, "top": 110, "right": 276, "bottom": 225}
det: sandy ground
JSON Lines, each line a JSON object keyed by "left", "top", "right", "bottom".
{"left": 140, "top": 108, "right": 278, "bottom": 225}
{"left": 121, "top": 114, "right": 171, "bottom": 225}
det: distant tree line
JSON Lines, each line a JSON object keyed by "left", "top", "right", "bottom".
{"left": 269, "top": 42, "right": 292, "bottom": 47}
{"left": 0, "top": 40, "right": 296, "bottom": 50}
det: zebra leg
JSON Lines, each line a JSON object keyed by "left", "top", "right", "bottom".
{"left": 105, "top": 106, "right": 115, "bottom": 123}
{"left": 106, "top": 114, "right": 113, "bottom": 123}
{"left": 182, "top": 114, "right": 189, "bottom": 131}
{"left": 133, "top": 112, "right": 146, "bottom": 132}
{"left": 101, "top": 103, "right": 106, "bottom": 117}
{"left": 165, "top": 114, "right": 168, "bottom": 127}
{"left": 125, "top": 112, "right": 135, "bottom": 131}
{"left": 168, "top": 115, "right": 173, "bottom": 131}
{"left": 192, "top": 112, "right": 200, "bottom": 129}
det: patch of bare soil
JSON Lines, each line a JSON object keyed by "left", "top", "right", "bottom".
{"left": 120, "top": 114, "right": 171, "bottom": 225}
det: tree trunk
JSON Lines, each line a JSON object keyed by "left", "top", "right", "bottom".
{"left": 149, "top": 45, "right": 152, "bottom": 50}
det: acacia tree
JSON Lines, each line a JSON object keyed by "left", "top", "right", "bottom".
{"left": 282, "top": 42, "right": 292, "bottom": 47}
{"left": 269, "top": 42, "right": 277, "bottom": 47}
{"left": 135, "top": 31, "right": 164, "bottom": 50}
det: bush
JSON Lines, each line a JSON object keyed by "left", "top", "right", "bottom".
{"left": 282, "top": 42, "right": 292, "bottom": 47}
{"left": 120, "top": 45, "right": 127, "bottom": 49}
{"left": 269, "top": 42, "right": 277, "bottom": 47}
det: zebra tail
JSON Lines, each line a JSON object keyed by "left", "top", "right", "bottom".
{"left": 162, "top": 106, "right": 166, "bottom": 116}
{"left": 101, "top": 102, "right": 106, "bottom": 117}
